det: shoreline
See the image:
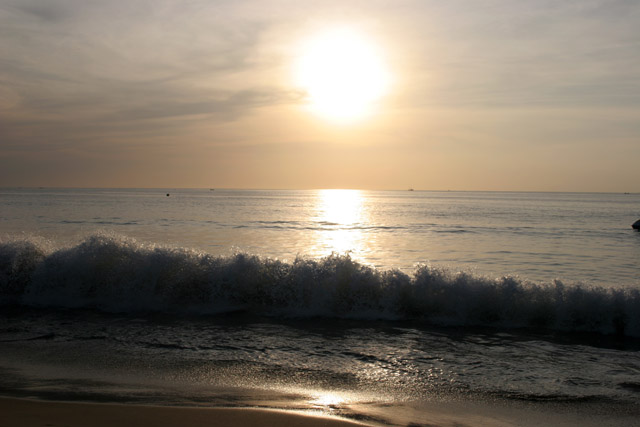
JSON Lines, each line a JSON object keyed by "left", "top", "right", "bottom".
{"left": 3, "top": 392, "right": 640, "bottom": 427}
{"left": 0, "top": 397, "right": 372, "bottom": 427}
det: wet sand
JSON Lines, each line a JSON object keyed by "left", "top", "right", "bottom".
{"left": 0, "top": 398, "right": 370, "bottom": 427}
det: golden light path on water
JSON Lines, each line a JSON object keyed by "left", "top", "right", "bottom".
{"left": 309, "top": 392, "right": 348, "bottom": 409}
{"left": 311, "top": 189, "right": 370, "bottom": 263}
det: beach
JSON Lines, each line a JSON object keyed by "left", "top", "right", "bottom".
{"left": 3, "top": 0, "right": 640, "bottom": 424}
{"left": 0, "top": 398, "right": 373, "bottom": 427}
{"left": 4, "top": 396, "right": 639, "bottom": 427}
{"left": 1, "top": 189, "right": 639, "bottom": 427}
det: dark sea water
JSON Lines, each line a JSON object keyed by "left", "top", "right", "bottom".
{"left": 1, "top": 188, "right": 640, "bottom": 426}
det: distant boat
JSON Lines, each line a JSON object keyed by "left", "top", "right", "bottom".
{"left": 633, "top": 219, "right": 640, "bottom": 230}
{"left": 408, "top": 188, "right": 414, "bottom": 191}
{"left": 209, "top": 189, "right": 215, "bottom": 191}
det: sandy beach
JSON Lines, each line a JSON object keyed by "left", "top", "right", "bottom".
{"left": 0, "top": 398, "right": 371, "bottom": 427}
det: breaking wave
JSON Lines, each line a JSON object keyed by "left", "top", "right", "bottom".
{"left": 1, "top": 234, "right": 639, "bottom": 336}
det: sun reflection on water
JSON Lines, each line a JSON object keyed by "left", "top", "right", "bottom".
{"left": 318, "top": 189, "right": 363, "bottom": 226}
{"left": 312, "top": 189, "right": 368, "bottom": 257}
{"left": 308, "top": 392, "right": 349, "bottom": 411}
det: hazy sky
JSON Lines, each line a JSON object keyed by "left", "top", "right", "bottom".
{"left": 1, "top": 0, "right": 639, "bottom": 191}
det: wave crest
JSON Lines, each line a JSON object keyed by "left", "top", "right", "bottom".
{"left": 1, "top": 234, "right": 639, "bottom": 336}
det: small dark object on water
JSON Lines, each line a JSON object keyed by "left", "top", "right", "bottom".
{"left": 633, "top": 219, "right": 640, "bottom": 230}
{"left": 166, "top": 193, "right": 170, "bottom": 197}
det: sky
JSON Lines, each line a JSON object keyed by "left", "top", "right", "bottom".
{"left": 1, "top": 0, "right": 639, "bottom": 191}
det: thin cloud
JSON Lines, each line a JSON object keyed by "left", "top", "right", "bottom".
{"left": 0, "top": 0, "right": 638, "bottom": 190}
{"left": 0, "top": 0, "right": 306, "bottom": 154}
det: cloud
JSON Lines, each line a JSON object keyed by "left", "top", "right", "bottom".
{"left": 0, "top": 0, "right": 308, "bottom": 155}
{"left": 1, "top": 0, "right": 639, "bottom": 189}
{"left": 389, "top": 0, "right": 640, "bottom": 108}
{"left": 4, "top": 0, "right": 81, "bottom": 23}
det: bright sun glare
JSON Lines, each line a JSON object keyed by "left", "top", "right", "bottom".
{"left": 296, "top": 28, "right": 390, "bottom": 121}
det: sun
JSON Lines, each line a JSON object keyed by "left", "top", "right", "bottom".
{"left": 295, "top": 28, "right": 390, "bottom": 122}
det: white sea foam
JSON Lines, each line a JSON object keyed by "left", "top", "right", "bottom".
{"left": 1, "top": 234, "right": 639, "bottom": 336}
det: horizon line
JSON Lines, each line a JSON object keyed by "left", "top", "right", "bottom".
{"left": 1, "top": 186, "right": 637, "bottom": 195}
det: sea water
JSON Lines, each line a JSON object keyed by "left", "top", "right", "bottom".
{"left": 1, "top": 188, "right": 640, "bottom": 425}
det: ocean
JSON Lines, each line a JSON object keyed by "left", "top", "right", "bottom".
{"left": 1, "top": 188, "right": 640, "bottom": 426}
